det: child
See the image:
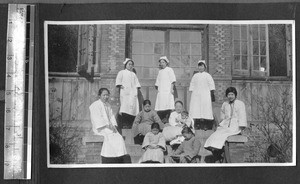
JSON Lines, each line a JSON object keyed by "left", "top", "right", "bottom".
{"left": 139, "top": 123, "right": 166, "bottom": 163}
{"left": 166, "top": 127, "right": 201, "bottom": 163}
{"left": 132, "top": 100, "right": 165, "bottom": 144}
{"left": 177, "top": 111, "right": 194, "bottom": 129}
{"left": 168, "top": 111, "right": 195, "bottom": 146}
{"left": 162, "top": 101, "right": 184, "bottom": 142}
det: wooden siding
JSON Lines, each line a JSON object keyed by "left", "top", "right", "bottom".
{"left": 49, "top": 77, "right": 292, "bottom": 126}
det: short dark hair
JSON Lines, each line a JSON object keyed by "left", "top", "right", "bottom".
{"left": 98, "top": 88, "right": 110, "bottom": 96}
{"left": 175, "top": 100, "right": 183, "bottom": 106}
{"left": 181, "top": 126, "right": 193, "bottom": 135}
{"left": 181, "top": 111, "right": 189, "bottom": 116}
{"left": 151, "top": 122, "right": 160, "bottom": 130}
{"left": 143, "top": 99, "right": 151, "bottom": 106}
{"left": 225, "top": 87, "right": 237, "bottom": 97}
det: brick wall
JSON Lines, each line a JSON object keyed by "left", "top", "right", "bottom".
{"left": 100, "top": 24, "right": 126, "bottom": 75}
{"left": 208, "top": 24, "right": 233, "bottom": 103}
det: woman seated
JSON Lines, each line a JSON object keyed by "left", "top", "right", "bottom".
{"left": 165, "top": 127, "right": 201, "bottom": 163}
{"left": 132, "top": 100, "right": 165, "bottom": 144}
{"left": 204, "top": 87, "right": 247, "bottom": 162}
{"left": 163, "top": 101, "right": 194, "bottom": 145}
{"left": 139, "top": 123, "right": 166, "bottom": 163}
{"left": 89, "top": 88, "right": 129, "bottom": 163}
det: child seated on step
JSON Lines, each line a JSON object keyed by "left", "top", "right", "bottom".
{"left": 132, "top": 100, "right": 165, "bottom": 145}
{"left": 165, "top": 127, "right": 201, "bottom": 163}
{"left": 139, "top": 123, "right": 166, "bottom": 163}
{"left": 165, "top": 110, "right": 195, "bottom": 145}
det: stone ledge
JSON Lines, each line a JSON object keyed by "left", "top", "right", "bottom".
{"left": 82, "top": 134, "right": 104, "bottom": 145}
{"left": 227, "top": 135, "right": 248, "bottom": 143}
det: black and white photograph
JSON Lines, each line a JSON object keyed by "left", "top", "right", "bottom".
{"left": 45, "top": 20, "right": 295, "bottom": 167}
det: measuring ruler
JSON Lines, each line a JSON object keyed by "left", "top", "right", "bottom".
{"left": 4, "top": 4, "right": 34, "bottom": 180}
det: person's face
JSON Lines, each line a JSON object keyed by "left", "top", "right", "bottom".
{"left": 198, "top": 64, "right": 205, "bottom": 73}
{"left": 159, "top": 60, "right": 167, "bottom": 69}
{"left": 100, "top": 90, "right": 110, "bottom": 103}
{"left": 183, "top": 132, "right": 193, "bottom": 140}
{"left": 125, "top": 61, "right": 134, "bottom": 70}
{"left": 227, "top": 92, "right": 236, "bottom": 102}
{"left": 151, "top": 128, "right": 159, "bottom": 135}
{"left": 143, "top": 104, "right": 151, "bottom": 112}
{"left": 175, "top": 102, "right": 183, "bottom": 113}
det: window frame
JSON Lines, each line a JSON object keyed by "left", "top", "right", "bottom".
{"left": 126, "top": 24, "right": 208, "bottom": 80}
{"left": 232, "top": 24, "right": 292, "bottom": 81}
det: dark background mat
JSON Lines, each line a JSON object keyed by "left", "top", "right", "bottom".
{"left": 0, "top": 2, "right": 299, "bottom": 184}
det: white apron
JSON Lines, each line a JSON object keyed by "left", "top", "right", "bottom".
{"left": 155, "top": 67, "right": 176, "bottom": 111}
{"left": 116, "top": 69, "right": 141, "bottom": 116}
{"left": 189, "top": 72, "right": 215, "bottom": 119}
{"left": 89, "top": 100, "right": 127, "bottom": 157}
{"left": 204, "top": 100, "right": 247, "bottom": 149}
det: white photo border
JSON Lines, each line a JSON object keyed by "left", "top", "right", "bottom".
{"left": 45, "top": 20, "right": 296, "bottom": 168}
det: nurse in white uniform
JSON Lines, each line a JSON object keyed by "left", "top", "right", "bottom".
{"left": 155, "top": 56, "right": 176, "bottom": 122}
{"left": 89, "top": 88, "right": 129, "bottom": 163}
{"left": 204, "top": 87, "right": 247, "bottom": 162}
{"left": 189, "top": 60, "right": 215, "bottom": 130}
{"left": 116, "top": 58, "right": 141, "bottom": 128}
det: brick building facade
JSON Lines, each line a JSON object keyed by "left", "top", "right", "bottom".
{"left": 48, "top": 23, "right": 293, "bottom": 164}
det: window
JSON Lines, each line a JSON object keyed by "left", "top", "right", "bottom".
{"left": 232, "top": 24, "right": 291, "bottom": 78}
{"left": 48, "top": 25, "right": 79, "bottom": 73}
{"left": 130, "top": 26, "right": 206, "bottom": 80}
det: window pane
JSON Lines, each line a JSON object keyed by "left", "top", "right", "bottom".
{"left": 268, "top": 24, "right": 287, "bottom": 76}
{"left": 241, "top": 41, "right": 248, "bottom": 55}
{"left": 260, "top": 41, "right": 266, "bottom": 55}
{"left": 132, "top": 54, "right": 143, "bottom": 66}
{"left": 170, "top": 55, "right": 181, "bottom": 67}
{"left": 181, "top": 32, "right": 190, "bottom": 43}
{"left": 234, "top": 55, "right": 240, "bottom": 69}
{"left": 241, "top": 25, "right": 247, "bottom": 40}
{"left": 132, "top": 30, "right": 144, "bottom": 42}
{"left": 233, "top": 26, "right": 240, "bottom": 40}
{"left": 252, "top": 25, "right": 259, "bottom": 40}
{"left": 170, "top": 31, "right": 181, "bottom": 42}
{"left": 190, "top": 32, "right": 202, "bottom": 43}
{"left": 144, "top": 43, "right": 153, "bottom": 54}
{"left": 170, "top": 43, "right": 180, "bottom": 55}
{"left": 234, "top": 40, "right": 240, "bottom": 54}
{"left": 242, "top": 56, "right": 248, "bottom": 70}
{"left": 261, "top": 56, "right": 266, "bottom": 69}
{"left": 181, "top": 55, "right": 190, "bottom": 66}
{"left": 144, "top": 55, "right": 154, "bottom": 67}
{"left": 132, "top": 42, "right": 143, "bottom": 54}
{"left": 181, "top": 44, "right": 190, "bottom": 55}
{"left": 260, "top": 25, "right": 266, "bottom": 40}
{"left": 154, "top": 43, "right": 164, "bottom": 55}
{"left": 48, "top": 25, "right": 78, "bottom": 72}
{"left": 253, "top": 41, "right": 259, "bottom": 55}
{"left": 191, "top": 44, "right": 201, "bottom": 55}
{"left": 253, "top": 56, "right": 259, "bottom": 70}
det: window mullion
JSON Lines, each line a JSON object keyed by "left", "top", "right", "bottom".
{"left": 248, "top": 25, "right": 252, "bottom": 76}
{"left": 265, "top": 24, "right": 270, "bottom": 76}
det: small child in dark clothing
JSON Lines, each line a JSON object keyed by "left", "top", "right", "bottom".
{"left": 165, "top": 127, "right": 201, "bottom": 163}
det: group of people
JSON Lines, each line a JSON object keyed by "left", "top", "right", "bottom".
{"left": 89, "top": 56, "right": 247, "bottom": 164}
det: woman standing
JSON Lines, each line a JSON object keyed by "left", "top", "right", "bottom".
{"left": 189, "top": 60, "right": 215, "bottom": 130}
{"left": 204, "top": 87, "right": 247, "bottom": 161}
{"left": 89, "top": 88, "right": 129, "bottom": 163}
{"left": 155, "top": 56, "right": 176, "bottom": 122}
{"left": 116, "top": 58, "right": 141, "bottom": 128}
